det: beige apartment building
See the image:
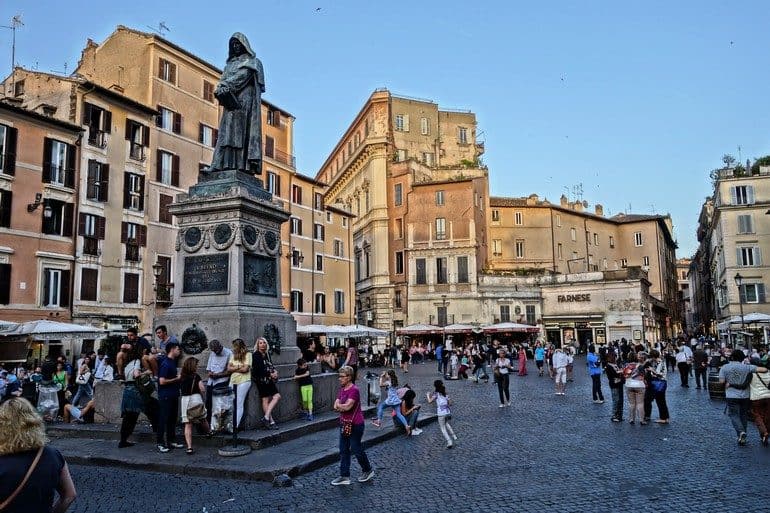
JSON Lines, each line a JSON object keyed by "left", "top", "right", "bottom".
{"left": 676, "top": 258, "right": 692, "bottom": 335}
{"left": 0, "top": 100, "right": 82, "bottom": 356}
{"left": 316, "top": 89, "right": 485, "bottom": 333}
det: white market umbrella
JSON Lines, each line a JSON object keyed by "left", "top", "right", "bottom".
{"left": 1, "top": 319, "right": 106, "bottom": 341}
{"left": 342, "top": 324, "right": 389, "bottom": 338}
{"left": 482, "top": 322, "right": 540, "bottom": 334}
{"left": 396, "top": 324, "right": 443, "bottom": 336}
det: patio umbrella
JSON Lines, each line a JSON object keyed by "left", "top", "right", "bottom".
{"left": 442, "top": 323, "right": 477, "bottom": 334}
{"left": 396, "top": 324, "right": 443, "bottom": 336}
{"left": 342, "top": 324, "right": 389, "bottom": 337}
{"left": 482, "top": 322, "right": 540, "bottom": 334}
{"left": 0, "top": 319, "right": 106, "bottom": 341}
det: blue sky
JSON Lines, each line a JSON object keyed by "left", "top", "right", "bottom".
{"left": 3, "top": 1, "right": 769, "bottom": 257}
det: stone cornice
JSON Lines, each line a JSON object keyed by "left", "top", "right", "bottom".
{"left": 326, "top": 142, "right": 388, "bottom": 200}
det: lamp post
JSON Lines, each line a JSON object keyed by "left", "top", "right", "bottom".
{"left": 734, "top": 272, "right": 746, "bottom": 349}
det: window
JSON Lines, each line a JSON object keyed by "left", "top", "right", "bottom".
{"left": 198, "top": 124, "right": 217, "bottom": 147}
{"left": 0, "top": 123, "right": 17, "bottom": 176}
{"left": 740, "top": 283, "right": 766, "bottom": 304}
{"left": 395, "top": 114, "right": 409, "bottom": 132}
{"left": 365, "top": 190, "right": 370, "bottom": 212}
{"left": 267, "top": 109, "right": 281, "bottom": 127}
{"left": 291, "top": 249, "right": 303, "bottom": 267}
{"left": 420, "top": 117, "right": 430, "bottom": 135}
{"left": 13, "top": 79, "right": 23, "bottom": 97}
{"left": 80, "top": 268, "right": 98, "bottom": 301}
{"left": 395, "top": 149, "right": 407, "bottom": 162}
{"left": 0, "top": 189, "right": 11, "bottom": 227}
{"left": 82, "top": 103, "right": 111, "bottom": 147}
{"left": 557, "top": 243, "right": 563, "bottom": 260}
{"left": 570, "top": 228, "right": 577, "bottom": 241}
{"left": 334, "top": 290, "right": 345, "bottom": 314}
{"left": 79, "top": 213, "right": 104, "bottom": 256}
{"left": 123, "top": 273, "right": 139, "bottom": 303}
{"left": 435, "top": 190, "right": 445, "bottom": 206}
{"left": 123, "top": 173, "right": 145, "bottom": 211}
{"left": 292, "top": 184, "right": 303, "bottom": 204}
{"left": 514, "top": 212, "right": 523, "bottom": 225}
{"left": 515, "top": 239, "right": 525, "bottom": 258}
{"left": 732, "top": 185, "right": 755, "bottom": 205}
{"left": 556, "top": 214, "right": 561, "bottom": 227}
{"left": 586, "top": 231, "right": 591, "bottom": 245}
{"left": 43, "top": 138, "right": 75, "bottom": 188}
{"left": 326, "top": 211, "right": 332, "bottom": 223}
{"left": 422, "top": 152, "right": 435, "bottom": 166}
{"left": 491, "top": 210, "right": 500, "bottom": 222}
{"left": 395, "top": 218, "right": 404, "bottom": 239}
{"left": 364, "top": 248, "right": 370, "bottom": 278}
{"left": 354, "top": 251, "right": 361, "bottom": 281}
{"left": 158, "top": 194, "right": 173, "bottom": 224}
{"left": 0, "top": 263, "right": 10, "bottom": 304}
{"left": 603, "top": 258, "right": 608, "bottom": 269}
{"left": 634, "top": 232, "right": 643, "bottom": 247}
{"left": 620, "top": 258, "right": 628, "bottom": 268}
{"left": 267, "top": 172, "right": 281, "bottom": 196}
{"left": 42, "top": 268, "right": 70, "bottom": 307}
{"left": 738, "top": 214, "right": 754, "bottom": 234}
{"left": 314, "top": 223, "right": 325, "bottom": 241}
{"left": 203, "top": 80, "right": 215, "bottom": 102}
{"left": 121, "top": 222, "right": 146, "bottom": 262}
{"left": 395, "top": 251, "right": 404, "bottom": 274}
{"left": 314, "top": 192, "right": 324, "bottom": 211}
{"left": 415, "top": 258, "right": 426, "bottom": 285}
{"left": 265, "top": 136, "right": 275, "bottom": 159}
{"left": 290, "top": 217, "right": 303, "bottom": 235}
{"left": 157, "top": 106, "right": 181, "bottom": 134}
{"left": 643, "top": 256, "right": 650, "bottom": 266}
{"left": 333, "top": 239, "right": 343, "bottom": 257}
{"left": 525, "top": 305, "right": 536, "bottom": 325}
{"left": 342, "top": 217, "right": 348, "bottom": 228}
{"left": 291, "top": 290, "right": 303, "bottom": 312}
{"left": 492, "top": 239, "right": 502, "bottom": 256}
{"left": 593, "top": 233, "right": 599, "bottom": 245}
{"left": 394, "top": 290, "right": 402, "bottom": 309}
{"left": 158, "top": 58, "right": 176, "bottom": 83}
{"left": 125, "top": 119, "right": 149, "bottom": 160}
{"left": 457, "top": 256, "right": 469, "bottom": 283}
{"left": 86, "top": 160, "right": 109, "bottom": 202}
{"left": 500, "top": 305, "right": 511, "bottom": 323}
{"left": 737, "top": 246, "right": 762, "bottom": 267}
{"left": 314, "top": 293, "right": 326, "bottom": 314}
{"left": 437, "top": 306, "right": 448, "bottom": 326}
{"left": 394, "top": 184, "right": 403, "bottom": 206}
{"left": 156, "top": 150, "right": 179, "bottom": 186}
{"left": 436, "top": 257, "right": 448, "bottom": 284}
{"left": 42, "top": 200, "right": 74, "bottom": 237}
{"left": 315, "top": 254, "right": 323, "bottom": 272}
{"left": 458, "top": 127, "right": 468, "bottom": 144}
{"left": 435, "top": 218, "right": 446, "bottom": 240}
{"left": 609, "top": 235, "right": 615, "bottom": 248}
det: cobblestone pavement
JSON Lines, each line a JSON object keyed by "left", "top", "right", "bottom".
{"left": 68, "top": 358, "right": 769, "bottom": 512}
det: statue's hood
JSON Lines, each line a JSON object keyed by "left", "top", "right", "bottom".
{"left": 229, "top": 32, "right": 255, "bottom": 59}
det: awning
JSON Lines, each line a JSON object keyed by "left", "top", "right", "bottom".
{"left": 482, "top": 322, "right": 540, "bottom": 334}
{"left": 0, "top": 319, "right": 107, "bottom": 341}
{"left": 442, "top": 323, "right": 480, "bottom": 334}
{"left": 341, "top": 324, "right": 389, "bottom": 338}
{"left": 396, "top": 324, "right": 443, "bottom": 336}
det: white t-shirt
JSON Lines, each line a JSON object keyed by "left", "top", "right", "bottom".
{"left": 206, "top": 347, "right": 233, "bottom": 386}
{"left": 552, "top": 351, "right": 571, "bottom": 369}
{"left": 496, "top": 358, "right": 511, "bottom": 374}
{"left": 432, "top": 392, "right": 451, "bottom": 416}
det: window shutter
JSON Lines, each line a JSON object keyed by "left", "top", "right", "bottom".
{"left": 737, "top": 248, "right": 743, "bottom": 266}
{"left": 123, "top": 173, "right": 131, "bottom": 208}
{"left": 747, "top": 215, "right": 753, "bottom": 233}
{"left": 155, "top": 107, "right": 162, "bottom": 128}
{"left": 138, "top": 225, "right": 147, "bottom": 247}
{"left": 403, "top": 114, "right": 410, "bottom": 132}
{"left": 754, "top": 247, "right": 762, "bottom": 266}
{"left": 172, "top": 154, "right": 180, "bottom": 187}
{"left": 276, "top": 175, "right": 281, "bottom": 196}
{"left": 78, "top": 212, "right": 86, "bottom": 236}
{"left": 42, "top": 138, "right": 52, "bottom": 183}
{"left": 0, "top": 264, "right": 10, "bottom": 304}
{"left": 730, "top": 186, "right": 737, "bottom": 205}
{"left": 0, "top": 190, "right": 11, "bottom": 227}
{"left": 103, "top": 110, "right": 112, "bottom": 133}
{"left": 65, "top": 144, "right": 76, "bottom": 188}
{"left": 4, "top": 126, "right": 17, "bottom": 175}
{"left": 100, "top": 164, "right": 109, "bottom": 202}
{"left": 62, "top": 203, "right": 74, "bottom": 237}
{"left": 121, "top": 222, "right": 128, "bottom": 243}
{"left": 138, "top": 176, "right": 145, "bottom": 211}
{"left": 82, "top": 103, "right": 92, "bottom": 125}
{"left": 173, "top": 112, "right": 182, "bottom": 134}
{"left": 212, "top": 128, "right": 218, "bottom": 146}
{"left": 125, "top": 119, "right": 132, "bottom": 140}
{"left": 156, "top": 150, "right": 163, "bottom": 182}
{"left": 42, "top": 269, "right": 51, "bottom": 306}
{"left": 95, "top": 216, "right": 104, "bottom": 239}
{"left": 274, "top": 111, "right": 281, "bottom": 127}
{"left": 748, "top": 185, "right": 755, "bottom": 204}
{"left": 759, "top": 284, "right": 767, "bottom": 303}
{"left": 198, "top": 123, "right": 204, "bottom": 143}
{"left": 142, "top": 124, "right": 149, "bottom": 146}
{"left": 60, "top": 269, "right": 70, "bottom": 307}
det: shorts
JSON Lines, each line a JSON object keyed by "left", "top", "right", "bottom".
{"left": 257, "top": 381, "right": 279, "bottom": 398}
{"left": 69, "top": 405, "right": 83, "bottom": 420}
{"left": 300, "top": 384, "right": 313, "bottom": 408}
{"left": 555, "top": 367, "right": 567, "bottom": 384}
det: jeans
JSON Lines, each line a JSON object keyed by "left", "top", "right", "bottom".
{"left": 474, "top": 364, "right": 489, "bottom": 380}
{"left": 157, "top": 396, "right": 179, "bottom": 446}
{"left": 497, "top": 373, "right": 510, "bottom": 404}
{"left": 72, "top": 383, "right": 93, "bottom": 407}
{"left": 695, "top": 366, "right": 707, "bottom": 388}
{"left": 726, "top": 398, "right": 751, "bottom": 436}
{"left": 339, "top": 423, "right": 371, "bottom": 478}
{"left": 643, "top": 386, "right": 669, "bottom": 420}
{"left": 610, "top": 387, "right": 623, "bottom": 420}
{"left": 405, "top": 410, "right": 419, "bottom": 430}
{"left": 377, "top": 401, "right": 408, "bottom": 427}
{"left": 591, "top": 374, "right": 604, "bottom": 401}
{"left": 626, "top": 388, "right": 645, "bottom": 422}
{"left": 437, "top": 355, "right": 444, "bottom": 374}
{"left": 437, "top": 415, "right": 456, "bottom": 445}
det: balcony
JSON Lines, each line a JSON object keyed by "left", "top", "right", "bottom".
{"left": 156, "top": 283, "right": 173, "bottom": 305}
{"left": 87, "top": 130, "right": 107, "bottom": 149}
{"left": 125, "top": 242, "right": 140, "bottom": 262}
{"left": 129, "top": 143, "right": 146, "bottom": 162}
{"left": 82, "top": 236, "right": 99, "bottom": 256}
{"left": 265, "top": 147, "right": 296, "bottom": 169}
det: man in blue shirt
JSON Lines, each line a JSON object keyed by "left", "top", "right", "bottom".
{"left": 156, "top": 342, "right": 183, "bottom": 453}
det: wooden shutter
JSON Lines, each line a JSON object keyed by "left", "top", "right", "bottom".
{"left": 748, "top": 185, "right": 755, "bottom": 204}
{"left": 59, "top": 269, "right": 70, "bottom": 307}
{"left": 142, "top": 124, "right": 149, "bottom": 146}
{"left": 65, "top": 144, "right": 76, "bottom": 188}
{"left": 3, "top": 126, "right": 17, "bottom": 175}
{"left": 739, "top": 284, "right": 747, "bottom": 304}
{"left": 82, "top": 103, "right": 93, "bottom": 125}
{"left": 754, "top": 247, "right": 762, "bottom": 266}
{"left": 138, "top": 176, "right": 145, "bottom": 211}
{"left": 78, "top": 212, "right": 87, "bottom": 236}
{"left": 403, "top": 114, "right": 410, "bottom": 132}
{"left": 212, "top": 128, "right": 218, "bottom": 147}
{"left": 62, "top": 203, "right": 74, "bottom": 237}
{"left": 80, "top": 268, "right": 98, "bottom": 301}
{"left": 138, "top": 225, "right": 147, "bottom": 247}
{"left": 125, "top": 118, "right": 132, "bottom": 140}
{"left": 42, "top": 138, "right": 52, "bottom": 183}
{"left": 121, "top": 222, "right": 128, "bottom": 243}
{"left": 198, "top": 123, "right": 204, "bottom": 143}
{"left": 0, "top": 263, "right": 10, "bottom": 304}
{"left": 759, "top": 284, "right": 767, "bottom": 303}
{"left": 103, "top": 110, "right": 112, "bottom": 133}
{"left": 123, "top": 172, "right": 131, "bottom": 208}
{"left": 42, "top": 269, "right": 51, "bottom": 306}
{"left": 265, "top": 136, "right": 274, "bottom": 158}
{"left": 100, "top": 164, "right": 109, "bottom": 202}
{"left": 0, "top": 190, "right": 11, "bottom": 227}
{"left": 97, "top": 216, "right": 105, "bottom": 239}
{"left": 155, "top": 106, "right": 163, "bottom": 128}
{"left": 124, "top": 273, "right": 139, "bottom": 303}
{"left": 156, "top": 150, "right": 163, "bottom": 182}
{"left": 159, "top": 194, "right": 172, "bottom": 224}
{"left": 173, "top": 112, "right": 182, "bottom": 134}
{"left": 171, "top": 154, "right": 180, "bottom": 186}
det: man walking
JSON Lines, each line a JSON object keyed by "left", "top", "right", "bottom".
{"left": 156, "top": 342, "right": 184, "bottom": 452}
{"left": 676, "top": 345, "right": 690, "bottom": 387}
{"left": 693, "top": 344, "right": 709, "bottom": 389}
{"left": 719, "top": 350, "right": 767, "bottom": 446}
{"left": 552, "top": 347, "right": 571, "bottom": 396}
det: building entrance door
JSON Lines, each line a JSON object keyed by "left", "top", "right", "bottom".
{"left": 577, "top": 328, "right": 593, "bottom": 353}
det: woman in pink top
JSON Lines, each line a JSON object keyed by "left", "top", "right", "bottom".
{"left": 331, "top": 365, "right": 374, "bottom": 486}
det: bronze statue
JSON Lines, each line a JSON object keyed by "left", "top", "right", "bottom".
{"left": 206, "top": 33, "right": 264, "bottom": 176}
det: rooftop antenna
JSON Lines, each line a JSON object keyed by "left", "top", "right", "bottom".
{"left": 572, "top": 183, "right": 584, "bottom": 202}
{"left": 738, "top": 145, "right": 742, "bottom": 163}
{"left": 147, "top": 22, "right": 170, "bottom": 36}
{"left": 1, "top": 14, "right": 23, "bottom": 93}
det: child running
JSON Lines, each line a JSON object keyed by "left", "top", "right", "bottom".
{"left": 372, "top": 370, "right": 411, "bottom": 435}
{"left": 426, "top": 380, "right": 457, "bottom": 449}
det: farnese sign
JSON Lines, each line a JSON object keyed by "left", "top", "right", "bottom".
{"left": 557, "top": 293, "right": 591, "bottom": 303}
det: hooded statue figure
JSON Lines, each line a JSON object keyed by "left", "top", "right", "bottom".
{"left": 207, "top": 32, "right": 265, "bottom": 177}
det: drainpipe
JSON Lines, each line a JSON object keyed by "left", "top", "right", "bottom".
{"left": 549, "top": 209, "right": 556, "bottom": 273}
{"left": 583, "top": 218, "right": 589, "bottom": 272}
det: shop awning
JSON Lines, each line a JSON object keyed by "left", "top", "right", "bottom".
{"left": 396, "top": 324, "right": 443, "bottom": 335}
{"left": 482, "top": 322, "right": 540, "bottom": 334}
{"left": 0, "top": 319, "right": 106, "bottom": 341}
{"left": 442, "top": 323, "right": 481, "bottom": 334}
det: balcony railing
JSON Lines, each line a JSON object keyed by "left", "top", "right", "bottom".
{"left": 87, "top": 130, "right": 107, "bottom": 149}
{"left": 82, "top": 236, "right": 99, "bottom": 256}
{"left": 156, "top": 283, "right": 173, "bottom": 305}
{"left": 265, "top": 147, "right": 296, "bottom": 169}
{"left": 428, "top": 314, "right": 454, "bottom": 327}
{"left": 125, "top": 242, "right": 140, "bottom": 262}
{"left": 129, "top": 143, "right": 146, "bottom": 162}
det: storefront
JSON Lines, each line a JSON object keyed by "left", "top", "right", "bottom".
{"left": 544, "top": 316, "right": 606, "bottom": 350}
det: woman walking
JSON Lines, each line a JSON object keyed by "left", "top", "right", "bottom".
{"left": 252, "top": 337, "right": 281, "bottom": 429}
{"left": 427, "top": 380, "right": 457, "bottom": 448}
{"left": 605, "top": 351, "right": 624, "bottom": 422}
{"left": 517, "top": 346, "right": 528, "bottom": 376}
{"left": 331, "top": 366, "right": 374, "bottom": 486}
{"left": 493, "top": 349, "right": 513, "bottom": 407}
{"left": 180, "top": 357, "right": 212, "bottom": 454}
{"left": 643, "top": 349, "right": 670, "bottom": 424}
{"left": 228, "top": 339, "right": 252, "bottom": 431}
{"left": 623, "top": 352, "right": 647, "bottom": 425}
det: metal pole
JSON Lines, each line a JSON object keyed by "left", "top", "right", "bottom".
{"left": 231, "top": 384, "right": 238, "bottom": 447}
{"left": 738, "top": 294, "right": 746, "bottom": 350}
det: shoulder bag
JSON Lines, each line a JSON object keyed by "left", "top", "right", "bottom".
{"left": 76, "top": 371, "right": 91, "bottom": 385}
{"left": 185, "top": 377, "right": 207, "bottom": 423}
{"left": 0, "top": 446, "right": 44, "bottom": 511}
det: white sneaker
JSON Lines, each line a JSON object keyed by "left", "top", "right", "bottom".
{"left": 505, "top": 401, "right": 511, "bottom": 407}
{"left": 499, "top": 403, "right": 505, "bottom": 408}
{"left": 411, "top": 428, "right": 423, "bottom": 436}
{"left": 331, "top": 476, "right": 351, "bottom": 486}
{"left": 357, "top": 470, "right": 375, "bottom": 483}
{"left": 452, "top": 434, "right": 458, "bottom": 441}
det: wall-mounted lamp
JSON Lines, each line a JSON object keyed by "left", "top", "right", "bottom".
{"left": 288, "top": 246, "right": 304, "bottom": 264}
{"left": 27, "top": 193, "right": 52, "bottom": 218}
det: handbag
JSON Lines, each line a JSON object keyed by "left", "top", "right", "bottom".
{"left": 340, "top": 419, "right": 353, "bottom": 437}
{"left": 0, "top": 446, "right": 43, "bottom": 511}
{"left": 651, "top": 378, "right": 667, "bottom": 393}
{"left": 185, "top": 377, "right": 207, "bottom": 422}
{"left": 76, "top": 371, "right": 91, "bottom": 385}
{"left": 135, "top": 373, "right": 156, "bottom": 397}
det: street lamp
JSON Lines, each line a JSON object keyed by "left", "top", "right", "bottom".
{"left": 734, "top": 272, "right": 746, "bottom": 348}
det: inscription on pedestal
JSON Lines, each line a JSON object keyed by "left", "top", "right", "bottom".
{"left": 183, "top": 253, "right": 229, "bottom": 293}
{"left": 244, "top": 254, "right": 277, "bottom": 296}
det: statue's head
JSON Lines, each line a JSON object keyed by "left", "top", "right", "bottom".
{"left": 229, "top": 32, "right": 255, "bottom": 60}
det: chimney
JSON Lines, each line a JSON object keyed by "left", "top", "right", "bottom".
{"left": 595, "top": 204, "right": 604, "bottom": 216}
{"left": 560, "top": 194, "right": 568, "bottom": 207}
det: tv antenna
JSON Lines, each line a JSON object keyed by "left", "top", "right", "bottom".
{"left": 147, "top": 21, "right": 170, "bottom": 36}
{"left": 1, "top": 14, "right": 23, "bottom": 91}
